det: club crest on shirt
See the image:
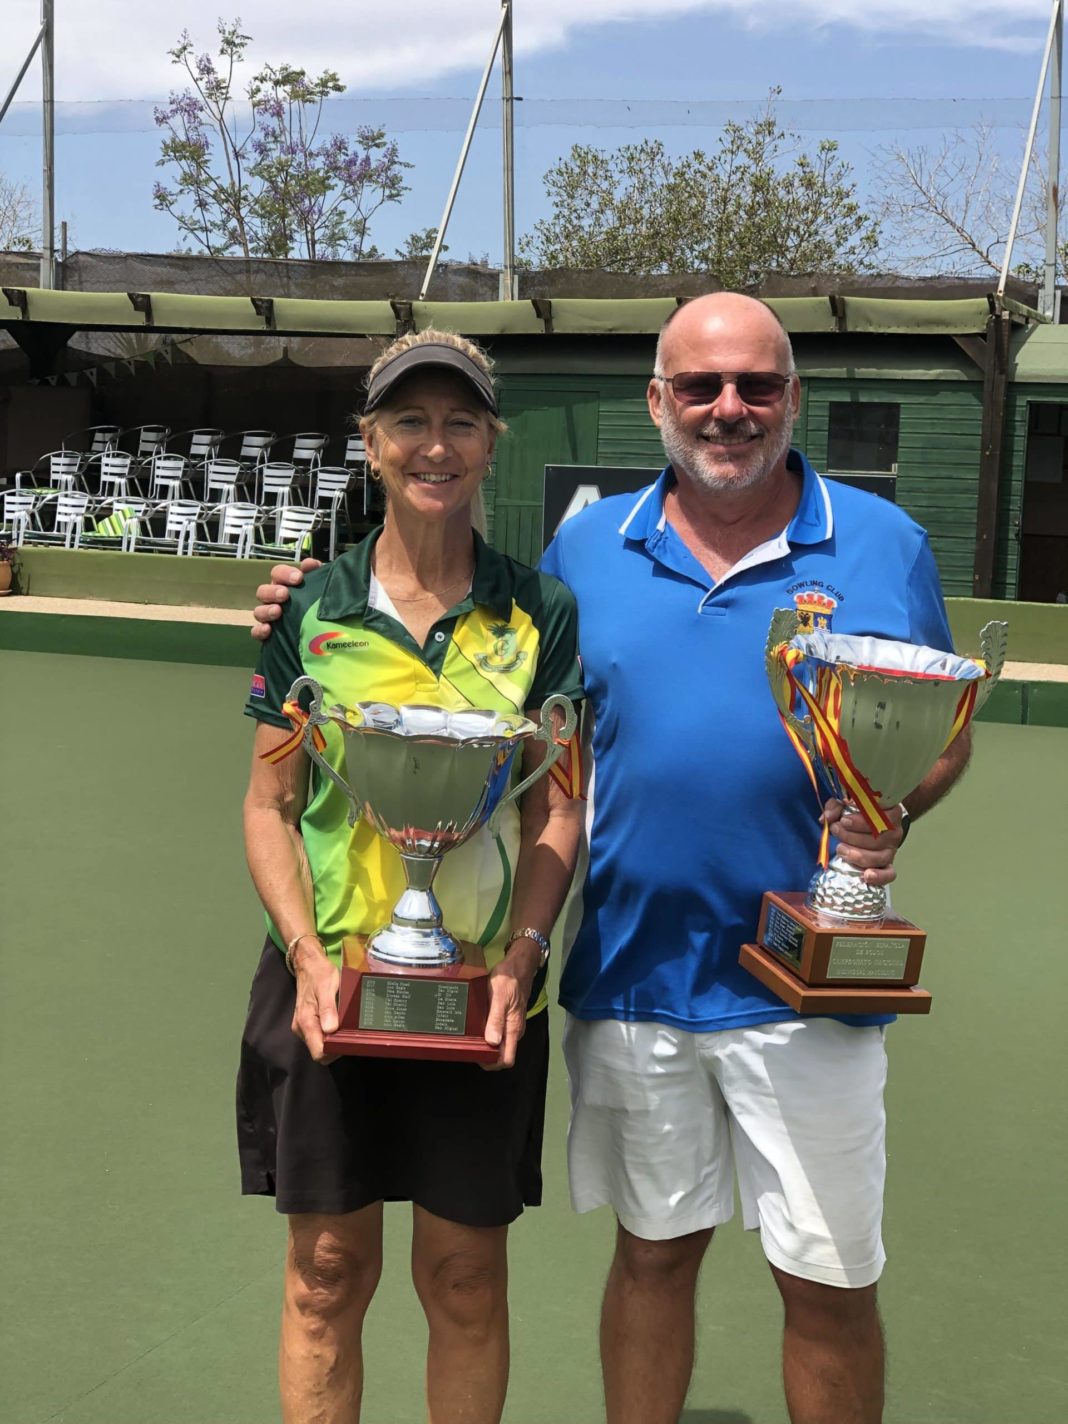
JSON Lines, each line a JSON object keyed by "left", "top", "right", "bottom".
{"left": 475, "top": 623, "right": 528, "bottom": 674}
{"left": 793, "top": 588, "right": 837, "bottom": 633}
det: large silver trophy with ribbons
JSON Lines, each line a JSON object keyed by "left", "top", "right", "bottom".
{"left": 739, "top": 612, "right": 1007, "bottom": 1015}
{"left": 288, "top": 675, "right": 577, "bottom": 1061}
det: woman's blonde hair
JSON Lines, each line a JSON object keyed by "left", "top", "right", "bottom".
{"left": 360, "top": 327, "right": 506, "bottom": 536}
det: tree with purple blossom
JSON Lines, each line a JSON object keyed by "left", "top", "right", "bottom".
{"left": 153, "top": 19, "right": 419, "bottom": 261}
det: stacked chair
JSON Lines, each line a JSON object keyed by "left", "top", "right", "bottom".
{"left": 9, "top": 422, "right": 366, "bottom": 560}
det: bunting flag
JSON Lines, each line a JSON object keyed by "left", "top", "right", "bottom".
{"left": 548, "top": 729, "right": 586, "bottom": 800}
{"left": 259, "top": 697, "right": 327, "bottom": 765}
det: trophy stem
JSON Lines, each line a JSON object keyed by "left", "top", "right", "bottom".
{"left": 367, "top": 854, "right": 463, "bottom": 967}
{"left": 806, "top": 805, "right": 888, "bottom": 923}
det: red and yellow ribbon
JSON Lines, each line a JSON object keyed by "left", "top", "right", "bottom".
{"left": 258, "top": 697, "right": 327, "bottom": 765}
{"left": 548, "top": 730, "right": 586, "bottom": 800}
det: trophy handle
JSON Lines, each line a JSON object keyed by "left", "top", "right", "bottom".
{"left": 486, "top": 693, "right": 578, "bottom": 836}
{"left": 287, "top": 675, "right": 363, "bottom": 827}
{"left": 765, "top": 609, "right": 818, "bottom": 758}
{"left": 971, "top": 620, "right": 1009, "bottom": 715}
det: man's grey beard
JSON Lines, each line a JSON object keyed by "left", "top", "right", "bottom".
{"left": 659, "top": 402, "right": 794, "bottom": 494}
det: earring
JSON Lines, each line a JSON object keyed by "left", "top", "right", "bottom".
{"left": 368, "top": 466, "right": 382, "bottom": 483}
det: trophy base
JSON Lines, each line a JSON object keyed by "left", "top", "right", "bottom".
{"left": 738, "top": 890, "right": 932, "bottom": 1016}
{"left": 323, "top": 935, "right": 501, "bottom": 1064}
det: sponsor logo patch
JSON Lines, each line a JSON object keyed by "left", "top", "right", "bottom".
{"left": 309, "top": 631, "right": 370, "bottom": 656}
{"left": 250, "top": 674, "right": 266, "bottom": 698}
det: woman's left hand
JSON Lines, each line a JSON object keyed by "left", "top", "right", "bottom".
{"left": 482, "top": 938, "right": 541, "bottom": 1070}
{"left": 823, "top": 797, "right": 905, "bottom": 888}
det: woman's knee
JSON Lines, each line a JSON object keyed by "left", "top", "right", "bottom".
{"left": 286, "top": 1216, "right": 383, "bottom": 1327}
{"left": 414, "top": 1243, "right": 507, "bottom": 1331}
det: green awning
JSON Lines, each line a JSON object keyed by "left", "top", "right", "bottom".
{"left": 414, "top": 300, "right": 545, "bottom": 336}
{"left": 840, "top": 296, "right": 992, "bottom": 336}
{"left": 273, "top": 298, "right": 395, "bottom": 335}
{"left": 0, "top": 286, "right": 1010, "bottom": 339}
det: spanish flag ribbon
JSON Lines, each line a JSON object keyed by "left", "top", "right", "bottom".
{"left": 259, "top": 697, "right": 327, "bottom": 765}
{"left": 944, "top": 660, "right": 988, "bottom": 749}
{"left": 776, "top": 647, "right": 831, "bottom": 868}
{"left": 777, "top": 645, "right": 894, "bottom": 846}
{"left": 548, "top": 730, "right": 586, "bottom": 801}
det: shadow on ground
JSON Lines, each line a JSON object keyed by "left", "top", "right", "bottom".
{"left": 680, "top": 1411, "right": 753, "bottom": 1424}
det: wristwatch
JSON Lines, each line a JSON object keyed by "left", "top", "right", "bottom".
{"left": 504, "top": 927, "right": 550, "bottom": 969}
{"left": 898, "top": 804, "right": 911, "bottom": 843}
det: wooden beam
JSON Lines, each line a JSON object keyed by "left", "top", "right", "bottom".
{"left": 972, "top": 313, "right": 1011, "bottom": 598}
{"left": 951, "top": 333, "right": 987, "bottom": 371}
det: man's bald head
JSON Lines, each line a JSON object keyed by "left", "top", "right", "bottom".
{"left": 655, "top": 293, "right": 794, "bottom": 378}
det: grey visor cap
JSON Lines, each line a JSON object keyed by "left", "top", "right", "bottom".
{"left": 363, "top": 343, "right": 498, "bottom": 416}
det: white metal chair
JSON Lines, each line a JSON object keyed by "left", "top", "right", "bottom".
{"left": 161, "top": 500, "right": 206, "bottom": 556}
{"left": 205, "top": 458, "right": 252, "bottom": 507}
{"left": 170, "top": 428, "right": 224, "bottom": 492}
{"left": 25, "top": 491, "right": 91, "bottom": 549}
{"left": 149, "top": 453, "right": 193, "bottom": 502}
{"left": 343, "top": 432, "right": 371, "bottom": 515}
{"left": 15, "top": 449, "right": 83, "bottom": 494}
{"left": 1, "top": 491, "right": 37, "bottom": 545}
{"left": 312, "top": 466, "right": 354, "bottom": 559}
{"left": 124, "top": 424, "right": 170, "bottom": 480}
{"left": 259, "top": 462, "right": 296, "bottom": 511}
{"left": 224, "top": 429, "right": 276, "bottom": 477}
{"left": 250, "top": 506, "right": 322, "bottom": 559}
{"left": 88, "top": 497, "right": 160, "bottom": 551}
{"left": 197, "top": 501, "right": 263, "bottom": 558}
{"left": 97, "top": 450, "right": 137, "bottom": 503}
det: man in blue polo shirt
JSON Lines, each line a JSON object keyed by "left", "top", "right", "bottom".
{"left": 251, "top": 292, "right": 970, "bottom": 1424}
{"left": 538, "top": 293, "right": 969, "bottom": 1424}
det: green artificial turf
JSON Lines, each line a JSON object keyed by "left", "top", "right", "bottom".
{"left": 1, "top": 651, "right": 1064, "bottom": 1423}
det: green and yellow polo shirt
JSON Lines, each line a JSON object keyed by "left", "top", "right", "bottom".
{"left": 245, "top": 529, "right": 583, "bottom": 1013}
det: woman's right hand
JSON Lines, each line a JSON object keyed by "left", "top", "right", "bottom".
{"left": 252, "top": 558, "right": 322, "bottom": 640}
{"left": 289, "top": 940, "right": 341, "bottom": 1063}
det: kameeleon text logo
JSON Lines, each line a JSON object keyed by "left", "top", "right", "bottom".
{"left": 309, "top": 631, "right": 368, "bottom": 656}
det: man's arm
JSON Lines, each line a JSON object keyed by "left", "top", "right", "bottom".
{"left": 251, "top": 558, "right": 322, "bottom": 641}
{"left": 827, "top": 725, "right": 973, "bottom": 886}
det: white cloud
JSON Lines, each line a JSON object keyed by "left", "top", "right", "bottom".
{"left": 0, "top": 0, "right": 1050, "bottom": 102}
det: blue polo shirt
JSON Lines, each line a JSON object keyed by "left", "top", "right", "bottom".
{"left": 540, "top": 452, "right": 954, "bottom": 1032}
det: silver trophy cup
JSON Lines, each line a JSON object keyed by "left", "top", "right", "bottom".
{"left": 766, "top": 611, "right": 1007, "bottom": 921}
{"left": 288, "top": 676, "right": 577, "bottom": 965}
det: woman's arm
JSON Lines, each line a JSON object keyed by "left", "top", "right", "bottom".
{"left": 483, "top": 717, "right": 586, "bottom": 1068}
{"left": 244, "top": 723, "right": 339, "bottom": 1061}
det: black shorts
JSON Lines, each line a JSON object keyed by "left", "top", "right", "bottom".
{"left": 236, "top": 940, "right": 549, "bottom": 1226}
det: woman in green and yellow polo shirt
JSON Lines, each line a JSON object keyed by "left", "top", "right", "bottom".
{"left": 238, "top": 330, "right": 584, "bottom": 1424}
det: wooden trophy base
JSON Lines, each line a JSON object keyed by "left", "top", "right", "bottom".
{"left": 739, "top": 891, "right": 933, "bottom": 1016}
{"left": 323, "top": 935, "right": 501, "bottom": 1064}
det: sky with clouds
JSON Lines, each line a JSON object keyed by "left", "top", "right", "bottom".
{"left": 0, "top": 0, "right": 1058, "bottom": 262}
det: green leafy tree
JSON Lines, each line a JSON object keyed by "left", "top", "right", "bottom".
{"left": 395, "top": 227, "right": 445, "bottom": 261}
{"left": 153, "top": 19, "right": 413, "bottom": 260}
{"left": 520, "top": 94, "right": 880, "bottom": 283}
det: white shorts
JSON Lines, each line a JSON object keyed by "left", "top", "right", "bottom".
{"left": 563, "top": 1014, "right": 888, "bottom": 1288}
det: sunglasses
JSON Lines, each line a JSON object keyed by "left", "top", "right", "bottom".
{"left": 655, "top": 371, "right": 793, "bottom": 408}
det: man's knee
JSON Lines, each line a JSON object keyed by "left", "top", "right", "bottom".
{"left": 771, "top": 1266, "right": 881, "bottom": 1332}
{"left": 286, "top": 1226, "right": 383, "bottom": 1330}
{"left": 613, "top": 1222, "right": 714, "bottom": 1287}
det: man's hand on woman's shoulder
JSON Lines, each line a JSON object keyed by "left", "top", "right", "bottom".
{"left": 251, "top": 558, "right": 323, "bottom": 640}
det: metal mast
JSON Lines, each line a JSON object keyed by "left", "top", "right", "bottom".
{"left": 501, "top": 1, "right": 517, "bottom": 300}
{"left": 1040, "top": 0, "right": 1064, "bottom": 316}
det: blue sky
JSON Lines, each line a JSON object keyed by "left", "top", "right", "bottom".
{"left": 0, "top": 1, "right": 1057, "bottom": 267}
